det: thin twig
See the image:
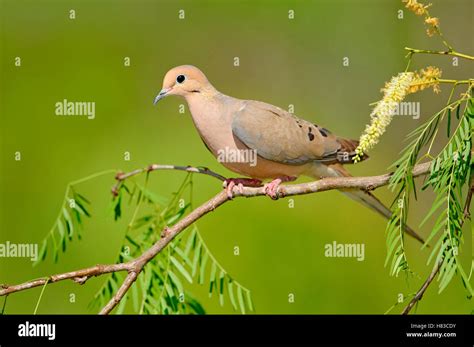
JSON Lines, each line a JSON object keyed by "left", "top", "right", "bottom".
{"left": 99, "top": 271, "right": 139, "bottom": 315}
{"left": 0, "top": 263, "right": 131, "bottom": 296}
{"left": 401, "top": 261, "right": 442, "bottom": 315}
{"left": 405, "top": 47, "right": 474, "bottom": 61}
{"left": 111, "top": 164, "right": 226, "bottom": 196}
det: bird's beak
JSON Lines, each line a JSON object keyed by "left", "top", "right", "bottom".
{"left": 153, "top": 88, "right": 171, "bottom": 105}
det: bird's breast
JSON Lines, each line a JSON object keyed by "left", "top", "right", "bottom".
{"left": 187, "top": 96, "right": 235, "bottom": 156}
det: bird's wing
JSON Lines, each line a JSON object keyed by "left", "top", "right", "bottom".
{"left": 232, "top": 100, "right": 357, "bottom": 165}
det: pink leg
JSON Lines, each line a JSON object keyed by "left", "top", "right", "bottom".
{"left": 264, "top": 176, "right": 297, "bottom": 200}
{"left": 223, "top": 178, "right": 263, "bottom": 199}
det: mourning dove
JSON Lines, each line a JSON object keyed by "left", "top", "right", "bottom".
{"left": 154, "top": 65, "right": 424, "bottom": 243}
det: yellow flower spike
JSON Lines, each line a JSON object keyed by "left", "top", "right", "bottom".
{"left": 407, "top": 66, "right": 442, "bottom": 94}
{"left": 402, "top": 0, "right": 431, "bottom": 16}
{"left": 425, "top": 16, "right": 439, "bottom": 27}
{"left": 354, "top": 72, "right": 414, "bottom": 163}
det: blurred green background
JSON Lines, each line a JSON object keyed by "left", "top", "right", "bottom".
{"left": 0, "top": 0, "right": 472, "bottom": 314}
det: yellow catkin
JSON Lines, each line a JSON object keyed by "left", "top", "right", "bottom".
{"left": 402, "top": 0, "right": 431, "bottom": 16}
{"left": 353, "top": 72, "right": 414, "bottom": 163}
{"left": 407, "top": 66, "right": 442, "bottom": 94}
{"left": 403, "top": 0, "right": 440, "bottom": 37}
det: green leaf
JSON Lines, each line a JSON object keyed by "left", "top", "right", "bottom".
{"left": 391, "top": 253, "right": 405, "bottom": 277}
{"left": 237, "top": 285, "right": 246, "bottom": 314}
{"left": 167, "top": 270, "right": 183, "bottom": 297}
{"left": 218, "top": 270, "right": 225, "bottom": 306}
{"left": 198, "top": 251, "right": 209, "bottom": 285}
{"left": 172, "top": 246, "right": 193, "bottom": 268}
{"left": 74, "top": 199, "right": 91, "bottom": 217}
{"left": 56, "top": 219, "right": 66, "bottom": 252}
{"left": 114, "top": 193, "right": 122, "bottom": 221}
{"left": 62, "top": 207, "right": 74, "bottom": 239}
{"left": 227, "top": 279, "right": 237, "bottom": 311}
{"left": 159, "top": 296, "right": 169, "bottom": 314}
{"left": 164, "top": 282, "right": 176, "bottom": 302}
{"left": 73, "top": 191, "right": 90, "bottom": 204}
{"left": 246, "top": 290, "right": 254, "bottom": 312}
{"left": 36, "top": 239, "right": 48, "bottom": 265}
{"left": 170, "top": 256, "right": 192, "bottom": 283}
{"left": 439, "top": 257, "right": 456, "bottom": 293}
{"left": 192, "top": 241, "right": 202, "bottom": 277}
{"left": 209, "top": 262, "right": 217, "bottom": 296}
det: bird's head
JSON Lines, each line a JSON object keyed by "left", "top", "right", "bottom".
{"left": 154, "top": 65, "right": 214, "bottom": 104}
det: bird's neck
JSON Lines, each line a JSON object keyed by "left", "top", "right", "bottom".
{"left": 185, "top": 91, "right": 223, "bottom": 125}
{"left": 184, "top": 91, "right": 234, "bottom": 154}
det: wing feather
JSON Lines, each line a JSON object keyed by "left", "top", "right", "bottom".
{"left": 232, "top": 101, "right": 347, "bottom": 165}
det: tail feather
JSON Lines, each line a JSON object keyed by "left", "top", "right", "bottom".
{"left": 320, "top": 163, "right": 426, "bottom": 244}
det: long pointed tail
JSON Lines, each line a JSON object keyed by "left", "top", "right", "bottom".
{"left": 316, "top": 163, "right": 425, "bottom": 244}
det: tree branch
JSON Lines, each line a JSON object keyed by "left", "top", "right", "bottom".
{"left": 0, "top": 162, "right": 431, "bottom": 314}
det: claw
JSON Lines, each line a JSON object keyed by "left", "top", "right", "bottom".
{"left": 225, "top": 180, "right": 236, "bottom": 199}
{"left": 263, "top": 176, "right": 297, "bottom": 200}
{"left": 264, "top": 179, "right": 283, "bottom": 200}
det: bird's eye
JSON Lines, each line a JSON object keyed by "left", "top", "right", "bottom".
{"left": 176, "top": 75, "right": 186, "bottom": 84}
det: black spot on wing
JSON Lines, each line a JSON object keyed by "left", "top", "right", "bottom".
{"left": 319, "top": 127, "right": 329, "bottom": 137}
{"left": 307, "top": 127, "right": 314, "bottom": 141}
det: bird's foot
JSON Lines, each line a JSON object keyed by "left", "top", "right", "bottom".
{"left": 264, "top": 176, "right": 297, "bottom": 200}
{"left": 223, "top": 178, "right": 263, "bottom": 199}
